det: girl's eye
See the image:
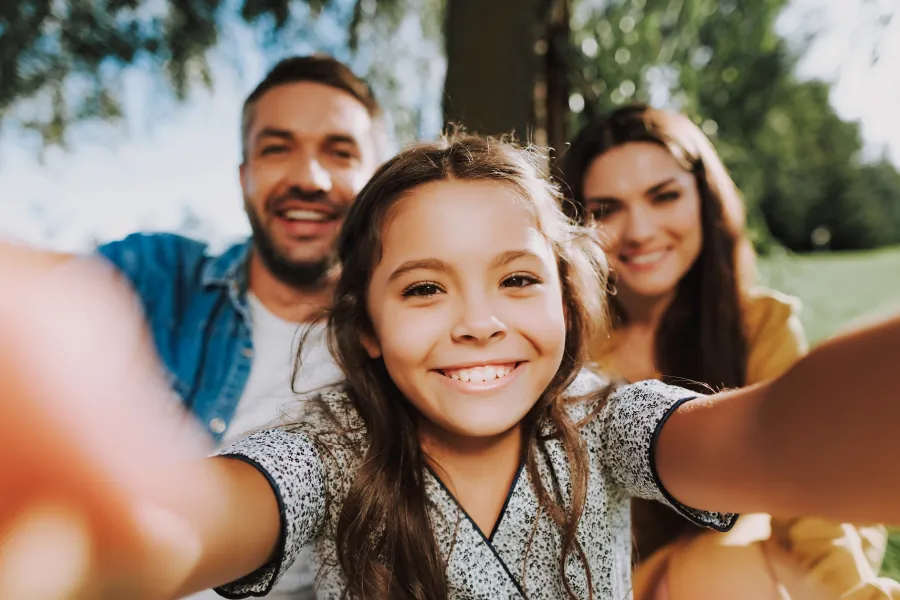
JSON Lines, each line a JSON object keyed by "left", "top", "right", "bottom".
{"left": 502, "top": 273, "right": 542, "bottom": 289}
{"left": 401, "top": 281, "right": 444, "bottom": 298}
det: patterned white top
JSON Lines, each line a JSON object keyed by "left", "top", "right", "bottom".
{"left": 214, "top": 373, "right": 738, "bottom": 599}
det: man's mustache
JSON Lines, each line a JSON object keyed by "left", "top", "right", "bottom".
{"left": 267, "top": 187, "right": 348, "bottom": 219}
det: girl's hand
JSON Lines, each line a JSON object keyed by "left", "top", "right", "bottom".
{"left": 0, "top": 247, "right": 212, "bottom": 599}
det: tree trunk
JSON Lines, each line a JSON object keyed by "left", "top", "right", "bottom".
{"left": 443, "top": 0, "right": 543, "bottom": 140}
{"left": 544, "top": 0, "right": 571, "bottom": 169}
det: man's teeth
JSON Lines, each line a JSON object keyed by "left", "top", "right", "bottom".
{"left": 625, "top": 250, "right": 667, "bottom": 265}
{"left": 282, "top": 209, "right": 329, "bottom": 222}
{"left": 444, "top": 364, "right": 516, "bottom": 383}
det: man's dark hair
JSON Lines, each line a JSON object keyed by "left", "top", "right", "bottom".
{"left": 240, "top": 54, "right": 386, "bottom": 160}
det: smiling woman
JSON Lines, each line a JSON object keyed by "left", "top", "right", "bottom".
{"left": 562, "top": 104, "right": 755, "bottom": 389}
{"left": 562, "top": 104, "right": 898, "bottom": 600}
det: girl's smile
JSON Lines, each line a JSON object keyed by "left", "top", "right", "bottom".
{"left": 434, "top": 360, "right": 526, "bottom": 394}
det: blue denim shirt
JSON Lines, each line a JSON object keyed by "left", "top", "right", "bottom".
{"left": 97, "top": 232, "right": 254, "bottom": 443}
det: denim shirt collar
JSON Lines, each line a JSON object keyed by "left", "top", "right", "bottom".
{"left": 200, "top": 240, "right": 253, "bottom": 321}
{"left": 201, "top": 240, "right": 251, "bottom": 289}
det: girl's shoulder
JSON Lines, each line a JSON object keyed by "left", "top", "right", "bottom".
{"left": 288, "top": 384, "right": 368, "bottom": 453}
{"left": 558, "top": 368, "right": 610, "bottom": 422}
{"left": 555, "top": 369, "right": 699, "bottom": 427}
{"left": 556, "top": 369, "right": 686, "bottom": 426}
{"left": 312, "top": 385, "right": 365, "bottom": 427}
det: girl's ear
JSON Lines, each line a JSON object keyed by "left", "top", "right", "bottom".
{"left": 361, "top": 332, "right": 382, "bottom": 359}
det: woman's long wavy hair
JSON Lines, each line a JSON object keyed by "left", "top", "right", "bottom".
{"left": 306, "top": 134, "right": 615, "bottom": 599}
{"left": 562, "top": 104, "right": 756, "bottom": 559}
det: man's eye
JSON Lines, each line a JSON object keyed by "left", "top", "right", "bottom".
{"left": 260, "top": 145, "right": 288, "bottom": 156}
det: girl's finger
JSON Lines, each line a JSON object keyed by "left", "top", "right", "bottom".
{"left": 0, "top": 502, "right": 92, "bottom": 600}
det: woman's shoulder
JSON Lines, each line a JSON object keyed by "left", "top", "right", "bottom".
{"left": 742, "top": 287, "right": 803, "bottom": 331}
{"left": 742, "top": 287, "right": 808, "bottom": 383}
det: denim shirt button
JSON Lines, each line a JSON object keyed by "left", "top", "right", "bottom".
{"left": 209, "top": 417, "right": 227, "bottom": 435}
{"left": 241, "top": 347, "right": 253, "bottom": 358}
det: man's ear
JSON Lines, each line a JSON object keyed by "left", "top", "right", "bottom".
{"left": 361, "top": 332, "right": 382, "bottom": 359}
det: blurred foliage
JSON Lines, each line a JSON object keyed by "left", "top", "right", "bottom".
{"left": 2, "top": 0, "right": 899, "bottom": 251}
{"left": 0, "top": 0, "right": 441, "bottom": 148}
{"left": 568, "top": 0, "right": 900, "bottom": 252}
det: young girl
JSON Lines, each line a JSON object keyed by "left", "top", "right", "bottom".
{"left": 1, "top": 135, "right": 898, "bottom": 600}
{"left": 562, "top": 104, "right": 896, "bottom": 599}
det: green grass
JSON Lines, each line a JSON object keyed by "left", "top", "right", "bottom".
{"left": 885, "top": 537, "right": 900, "bottom": 581}
{"left": 759, "top": 245, "right": 900, "bottom": 578}
{"left": 759, "top": 245, "right": 900, "bottom": 344}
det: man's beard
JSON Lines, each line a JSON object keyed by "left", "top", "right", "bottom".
{"left": 245, "top": 200, "right": 338, "bottom": 291}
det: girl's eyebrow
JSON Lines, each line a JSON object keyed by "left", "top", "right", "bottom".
{"left": 387, "top": 258, "right": 449, "bottom": 282}
{"left": 491, "top": 249, "right": 540, "bottom": 267}
{"left": 387, "top": 249, "right": 540, "bottom": 283}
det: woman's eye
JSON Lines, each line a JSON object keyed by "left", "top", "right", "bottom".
{"left": 502, "top": 273, "right": 542, "bottom": 289}
{"left": 655, "top": 190, "right": 681, "bottom": 203}
{"left": 401, "top": 282, "right": 444, "bottom": 298}
{"left": 592, "top": 202, "right": 619, "bottom": 220}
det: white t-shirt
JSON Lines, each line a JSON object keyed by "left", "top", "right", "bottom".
{"left": 220, "top": 293, "right": 343, "bottom": 447}
{"left": 189, "top": 293, "right": 343, "bottom": 600}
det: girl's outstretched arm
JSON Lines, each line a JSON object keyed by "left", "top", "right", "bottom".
{"left": 655, "top": 312, "right": 900, "bottom": 525}
{"left": 0, "top": 249, "right": 286, "bottom": 598}
{"left": 140, "top": 457, "right": 284, "bottom": 598}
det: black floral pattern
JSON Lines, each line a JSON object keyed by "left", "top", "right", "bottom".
{"left": 215, "top": 373, "right": 738, "bottom": 599}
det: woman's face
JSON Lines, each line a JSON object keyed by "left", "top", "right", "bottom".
{"left": 363, "top": 180, "right": 567, "bottom": 443}
{"left": 582, "top": 142, "right": 703, "bottom": 302}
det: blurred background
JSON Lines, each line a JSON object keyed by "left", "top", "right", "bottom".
{"left": 1, "top": 0, "right": 898, "bottom": 575}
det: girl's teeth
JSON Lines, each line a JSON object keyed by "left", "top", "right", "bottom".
{"left": 447, "top": 365, "right": 515, "bottom": 383}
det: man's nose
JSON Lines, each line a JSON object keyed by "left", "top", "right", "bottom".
{"left": 288, "top": 152, "right": 333, "bottom": 195}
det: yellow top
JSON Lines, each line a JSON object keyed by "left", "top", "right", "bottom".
{"left": 589, "top": 287, "right": 809, "bottom": 384}
{"left": 593, "top": 289, "right": 898, "bottom": 599}
{"left": 743, "top": 287, "right": 808, "bottom": 384}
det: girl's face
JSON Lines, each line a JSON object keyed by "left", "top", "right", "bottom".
{"left": 364, "top": 180, "right": 567, "bottom": 440}
{"left": 582, "top": 142, "right": 703, "bottom": 301}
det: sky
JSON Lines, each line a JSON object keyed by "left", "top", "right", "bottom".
{"left": 779, "top": 0, "right": 900, "bottom": 162}
{"left": 1, "top": 0, "right": 898, "bottom": 253}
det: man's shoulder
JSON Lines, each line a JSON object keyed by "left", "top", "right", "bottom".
{"left": 96, "top": 232, "right": 210, "bottom": 265}
{"left": 96, "top": 232, "right": 248, "bottom": 287}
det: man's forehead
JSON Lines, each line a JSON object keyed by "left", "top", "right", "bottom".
{"left": 248, "top": 81, "right": 375, "bottom": 144}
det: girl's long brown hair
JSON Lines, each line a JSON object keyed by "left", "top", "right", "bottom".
{"left": 562, "top": 104, "right": 756, "bottom": 559}
{"left": 302, "top": 134, "right": 615, "bottom": 599}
